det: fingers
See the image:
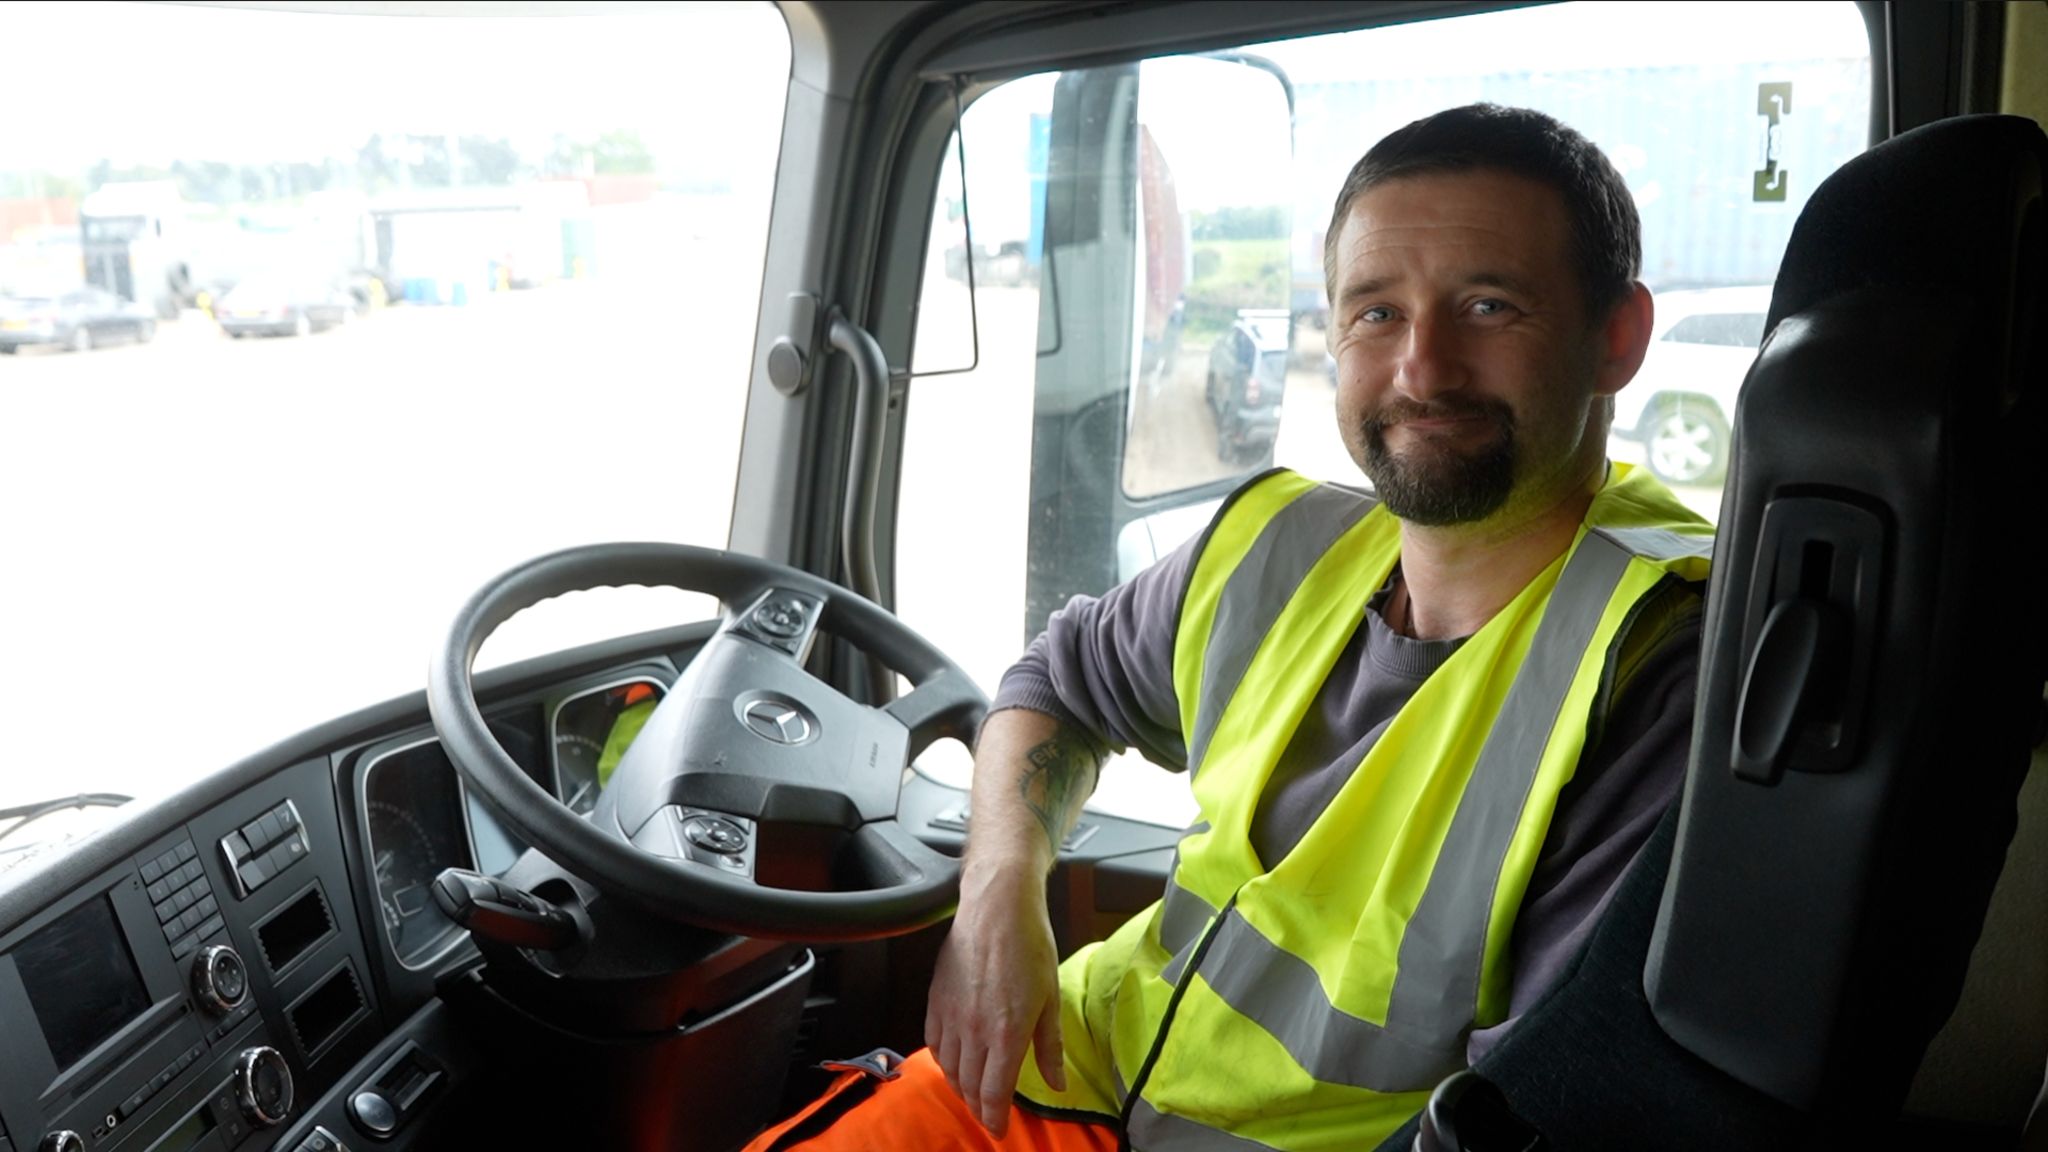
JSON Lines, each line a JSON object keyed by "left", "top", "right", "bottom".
{"left": 932, "top": 1015, "right": 963, "bottom": 1099}
{"left": 1032, "top": 994, "right": 1067, "bottom": 1094}
{"left": 973, "top": 1039, "right": 1015, "bottom": 1138}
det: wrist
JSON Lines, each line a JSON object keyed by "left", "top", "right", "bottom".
{"left": 960, "top": 849, "right": 1053, "bottom": 898}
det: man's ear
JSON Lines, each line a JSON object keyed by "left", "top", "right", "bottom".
{"left": 1593, "top": 281, "right": 1655, "bottom": 398}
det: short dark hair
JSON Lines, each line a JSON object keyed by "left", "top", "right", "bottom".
{"left": 1322, "top": 104, "right": 1641, "bottom": 322}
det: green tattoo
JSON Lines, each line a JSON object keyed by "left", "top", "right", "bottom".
{"left": 1018, "top": 730, "right": 1102, "bottom": 853}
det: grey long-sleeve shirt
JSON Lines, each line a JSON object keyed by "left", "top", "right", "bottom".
{"left": 989, "top": 528, "right": 1700, "bottom": 1062}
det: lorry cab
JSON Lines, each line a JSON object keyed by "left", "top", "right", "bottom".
{"left": 0, "top": 3, "right": 2042, "bottom": 1150}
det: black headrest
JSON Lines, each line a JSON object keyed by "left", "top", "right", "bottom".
{"left": 1768, "top": 114, "right": 2045, "bottom": 359}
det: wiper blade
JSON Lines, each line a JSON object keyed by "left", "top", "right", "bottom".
{"left": 0, "top": 793, "right": 132, "bottom": 846}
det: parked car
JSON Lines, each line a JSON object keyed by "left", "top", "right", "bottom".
{"left": 1204, "top": 308, "right": 1292, "bottom": 460}
{"left": 214, "top": 277, "right": 357, "bottom": 338}
{"left": 0, "top": 287, "right": 157, "bottom": 354}
{"left": 1610, "top": 284, "right": 1775, "bottom": 485}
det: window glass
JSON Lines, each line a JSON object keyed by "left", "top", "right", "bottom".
{"left": 898, "top": 2, "right": 1871, "bottom": 827}
{"left": 1665, "top": 312, "right": 1770, "bottom": 348}
{"left": 0, "top": 2, "right": 789, "bottom": 832}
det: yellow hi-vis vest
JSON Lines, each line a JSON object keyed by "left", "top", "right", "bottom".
{"left": 1016, "top": 464, "right": 1713, "bottom": 1149}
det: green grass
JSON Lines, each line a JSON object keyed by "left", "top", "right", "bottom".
{"left": 1184, "top": 237, "right": 1289, "bottom": 339}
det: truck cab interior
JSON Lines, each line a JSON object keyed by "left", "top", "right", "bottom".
{"left": 0, "top": 3, "right": 2043, "bottom": 1151}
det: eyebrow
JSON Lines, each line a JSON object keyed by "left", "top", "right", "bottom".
{"left": 1334, "top": 270, "right": 1543, "bottom": 312}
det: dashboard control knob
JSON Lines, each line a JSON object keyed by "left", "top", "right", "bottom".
{"left": 192, "top": 944, "right": 249, "bottom": 1014}
{"left": 40, "top": 1132, "right": 83, "bottom": 1152}
{"left": 233, "top": 1046, "right": 293, "bottom": 1127}
{"left": 349, "top": 1089, "right": 399, "bottom": 1138}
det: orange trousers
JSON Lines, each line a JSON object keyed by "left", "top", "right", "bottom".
{"left": 742, "top": 1048, "right": 1118, "bottom": 1151}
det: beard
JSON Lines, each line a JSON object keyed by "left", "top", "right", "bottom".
{"left": 1353, "top": 394, "right": 1518, "bottom": 526}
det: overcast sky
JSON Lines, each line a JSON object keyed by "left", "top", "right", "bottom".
{"left": 0, "top": 1, "right": 791, "bottom": 175}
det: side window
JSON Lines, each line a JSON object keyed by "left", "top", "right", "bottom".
{"left": 898, "top": 2, "right": 1873, "bottom": 825}
{"left": 1665, "top": 312, "right": 1770, "bottom": 348}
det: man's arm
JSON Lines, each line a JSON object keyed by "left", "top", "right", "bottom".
{"left": 924, "top": 527, "right": 1207, "bottom": 1135}
{"left": 925, "top": 707, "right": 1103, "bottom": 1138}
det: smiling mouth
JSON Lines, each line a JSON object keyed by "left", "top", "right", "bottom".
{"left": 1388, "top": 413, "right": 1501, "bottom": 439}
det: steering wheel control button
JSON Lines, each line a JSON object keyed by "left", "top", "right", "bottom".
{"left": 753, "top": 599, "right": 807, "bottom": 638}
{"left": 737, "top": 588, "right": 823, "bottom": 655}
{"left": 349, "top": 1090, "right": 399, "bottom": 1138}
{"left": 234, "top": 1046, "right": 294, "bottom": 1127}
{"left": 193, "top": 944, "right": 249, "bottom": 1014}
{"left": 683, "top": 816, "right": 749, "bottom": 855}
{"left": 739, "top": 695, "right": 818, "bottom": 746}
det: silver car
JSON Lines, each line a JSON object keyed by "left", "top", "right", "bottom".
{"left": 1611, "top": 285, "right": 1775, "bottom": 486}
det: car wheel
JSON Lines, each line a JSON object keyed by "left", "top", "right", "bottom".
{"left": 294, "top": 313, "right": 311, "bottom": 338}
{"left": 1643, "top": 397, "right": 1731, "bottom": 487}
{"left": 70, "top": 327, "right": 92, "bottom": 353}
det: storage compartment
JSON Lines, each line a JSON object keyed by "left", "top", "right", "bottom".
{"left": 255, "top": 882, "right": 335, "bottom": 977}
{"left": 288, "top": 961, "right": 369, "bottom": 1063}
{"left": 456, "top": 948, "right": 815, "bottom": 1150}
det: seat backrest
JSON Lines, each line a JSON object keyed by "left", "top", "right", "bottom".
{"left": 1903, "top": 753, "right": 2048, "bottom": 1130}
{"left": 1645, "top": 112, "right": 2048, "bottom": 1126}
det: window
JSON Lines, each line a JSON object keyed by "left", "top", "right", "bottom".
{"left": 897, "top": 1, "right": 1872, "bottom": 827}
{"left": 1665, "top": 312, "right": 1770, "bottom": 348}
{"left": 0, "top": 2, "right": 790, "bottom": 825}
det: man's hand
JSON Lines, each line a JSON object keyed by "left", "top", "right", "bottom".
{"left": 924, "top": 709, "right": 1101, "bottom": 1136}
{"left": 926, "top": 861, "right": 1067, "bottom": 1137}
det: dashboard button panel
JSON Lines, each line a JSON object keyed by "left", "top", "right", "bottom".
{"left": 221, "top": 801, "right": 311, "bottom": 898}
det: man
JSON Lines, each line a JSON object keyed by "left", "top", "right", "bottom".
{"left": 749, "top": 103, "right": 1712, "bottom": 1151}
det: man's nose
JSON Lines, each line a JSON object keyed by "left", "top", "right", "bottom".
{"left": 1394, "top": 312, "right": 1465, "bottom": 399}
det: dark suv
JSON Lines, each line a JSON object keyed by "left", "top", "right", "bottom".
{"left": 1204, "top": 309, "right": 1291, "bottom": 460}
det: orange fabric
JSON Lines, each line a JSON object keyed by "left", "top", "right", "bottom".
{"left": 742, "top": 1048, "right": 1119, "bottom": 1152}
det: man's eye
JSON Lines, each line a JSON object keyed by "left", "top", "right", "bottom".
{"left": 1471, "top": 298, "right": 1512, "bottom": 317}
{"left": 1360, "top": 306, "right": 1394, "bottom": 324}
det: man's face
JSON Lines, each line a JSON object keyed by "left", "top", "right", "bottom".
{"left": 1327, "top": 169, "right": 1615, "bottom": 527}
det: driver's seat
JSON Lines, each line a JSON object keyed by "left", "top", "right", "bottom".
{"left": 1386, "top": 112, "right": 2048, "bottom": 1149}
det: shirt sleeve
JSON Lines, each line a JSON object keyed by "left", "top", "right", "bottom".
{"left": 1465, "top": 604, "right": 1702, "bottom": 1064}
{"left": 987, "top": 531, "right": 1201, "bottom": 772}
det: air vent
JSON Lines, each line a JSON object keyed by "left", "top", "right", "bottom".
{"left": 287, "top": 961, "right": 368, "bottom": 1063}
{"left": 255, "top": 882, "right": 335, "bottom": 977}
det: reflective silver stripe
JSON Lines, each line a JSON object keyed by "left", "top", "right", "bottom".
{"left": 1196, "top": 908, "right": 1467, "bottom": 1092}
{"left": 1126, "top": 1097, "right": 1284, "bottom": 1151}
{"left": 1188, "top": 485, "right": 1377, "bottom": 774}
{"left": 1159, "top": 876, "right": 1217, "bottom": 959}
{"left": 1382, "top": 531, "right": 1635, "bottom": 1047}
{"left": 1595, "top": 524, "right": 1713, "bottom": 562}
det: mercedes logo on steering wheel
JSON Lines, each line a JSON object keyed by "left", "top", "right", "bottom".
{"left": 742, "top": 698, "right": 816, "bottom": 746}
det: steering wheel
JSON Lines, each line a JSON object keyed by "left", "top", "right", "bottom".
{"left": 427, "top": 543, "right": 986, "bottom": 941}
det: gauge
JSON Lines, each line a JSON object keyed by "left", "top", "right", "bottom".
{"left": 362, "top": 738, "right": 474, "bottom": 966}
{"left": 551, "top": 680, "right": 665, "bottom": 812}
{"left": 366, "top": 800, "right": 437, "bottom": 944}
{"left": 554, "top": 733, "right": 606, "bottom": 815}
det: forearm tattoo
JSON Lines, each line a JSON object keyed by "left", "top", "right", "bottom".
{"left": 1018, "top": 730, "right": 1103, "bottom": 853}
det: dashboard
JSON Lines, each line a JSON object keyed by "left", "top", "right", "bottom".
{"left": 0, "top": 628, "right": 696, "bottom": 1152}
{"left": 0, "top": 624, "right": 1181, "bottom": 1152}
